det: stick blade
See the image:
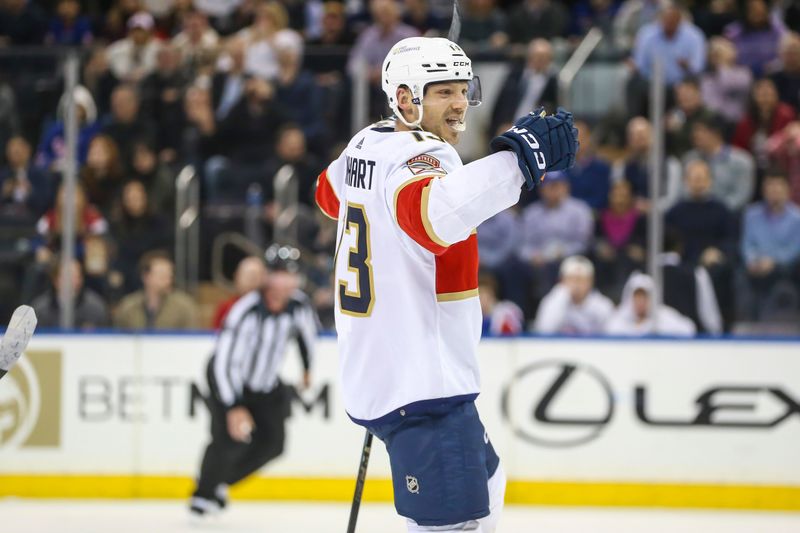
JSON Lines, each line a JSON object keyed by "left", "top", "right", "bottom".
{"left": 0, "top": 305, "right": 38, "bottom": 371}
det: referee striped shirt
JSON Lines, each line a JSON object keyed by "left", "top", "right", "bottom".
{"left": 211, "top": 289, "right": 317, "bottom": 407}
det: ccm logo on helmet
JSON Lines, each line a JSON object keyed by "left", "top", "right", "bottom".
{"left": 512, "top": 127, "right": 547, "bottom": 170}
{"left": 453, "top": 61, "right": 469, "bottom": 66}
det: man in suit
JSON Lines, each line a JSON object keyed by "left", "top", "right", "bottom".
{"left": 490, "top": 38, "right": 558, "bottom": 136}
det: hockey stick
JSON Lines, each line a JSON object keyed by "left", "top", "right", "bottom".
{"left": 0, "top": 306, "right": 38, "bottom": 381}
{"left": 346, "top": 430, "right": 373, "bottom": 533}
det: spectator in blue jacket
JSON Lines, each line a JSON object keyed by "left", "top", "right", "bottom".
{"left": 45, "top": 0, "right": 93, "bottom": 47}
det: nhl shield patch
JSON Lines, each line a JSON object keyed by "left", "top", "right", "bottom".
{"left": 405, "top": 475, "right": 420, "bottom": 494}
{"left": 406, "top": 154, "right": 446, "bottom": 176}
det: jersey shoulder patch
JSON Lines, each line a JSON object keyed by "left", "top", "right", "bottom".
{"left": 407, "top": 153, "right": 447, "bottom": 176}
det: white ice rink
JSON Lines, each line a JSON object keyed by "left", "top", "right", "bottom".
{"left": 2, "top": 500, "right": 800, "bottom": 533}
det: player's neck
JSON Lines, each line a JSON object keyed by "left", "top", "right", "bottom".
{"left": 394, "top": 114, "right": 420, "bottom": 133}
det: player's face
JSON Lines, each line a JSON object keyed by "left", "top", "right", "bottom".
{"left": 421, "top": 81, "right": 469, "bottom": 145}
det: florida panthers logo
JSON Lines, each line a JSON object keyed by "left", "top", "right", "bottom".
{"left": 407, "top": 154, "right": 446, "bottom": 176}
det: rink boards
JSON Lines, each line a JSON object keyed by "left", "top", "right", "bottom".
{"left": 0, "top": 333, "right": 799, "bottom": 510}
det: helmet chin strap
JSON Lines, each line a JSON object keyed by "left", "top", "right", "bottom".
{"left": 395, "top": 101, "right": 424, "bottom": 129}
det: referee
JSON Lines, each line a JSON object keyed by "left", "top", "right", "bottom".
{"left": 190, "top": 245, "right": 318, "bottom": 517}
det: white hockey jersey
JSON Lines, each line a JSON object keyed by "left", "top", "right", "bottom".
{"left": 316, "top": 119, "right": 525, "bottom": 424}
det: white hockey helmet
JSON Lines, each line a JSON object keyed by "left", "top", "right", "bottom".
{"left": 382, "top": 37, "right": 482, "bottom": 128}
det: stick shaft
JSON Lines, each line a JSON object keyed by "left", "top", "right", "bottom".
{"left": 346, "top": 430, "right": 374, "bottom": 533}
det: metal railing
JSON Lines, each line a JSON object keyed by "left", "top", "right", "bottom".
{"left": 174, "top": 165, "right": 200, "bottom": 295}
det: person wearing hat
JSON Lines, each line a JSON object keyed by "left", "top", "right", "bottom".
{"left": 106, "top": 10, "right": 162, "bottom": 83}
{"left": 190, "top": 244, "right": 317, "bottom": 518}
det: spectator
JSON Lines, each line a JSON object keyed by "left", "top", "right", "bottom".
{"left": 683, "top": 114, "right": 756, "bottom": 211}
{"left": 478, "top": 208, "right": 520, "bottom": 274}
{"left": 459, "top": 0, "right": 509, "bottom": 50}
{"left": 740, "top": 173, "right": 800, "bottom": 319}
{"left": 724, "top": 0, "right": 785, "bottom": 76}
{"left": 140, "top": 44, "right": 189, "bottom": 159}
{"left": 666, "top": 160, "right": 736, "bottom": 328}
{"left": 171, "top": 7, "right": 220, "bottom": 77}
{"left": 605, "top": 272, "right": 697, "bottom": 336}
{"left": 203, "top": 75, "right": 287, "bottom": 201}
{"left": 534, "top": 255, "right": 614, "bottom": 335}
{"left": 403, "top": 0, "right": 447, "bottom": 35}
{"left": 106, "top": 11, "right": 162, "bottom": 83}
{"left": 35, "top": 182, "right": 109, "bottom": 266}
{"left": 31, "top": 182, "right": 111, "bottom": 300}
{"left": 593, "top": 179, "right": 646, "bottom": 299}
{"left": 238, "top": 1, "right": 294, "bottom": 81}
{"left": 31, "top": 257, "right": 109, "bottom": 329}
{"left": 113, "top": 251, "right": 198, "bottom": 330}
{"left": 347, "top": 0, "right": 419, "bottom": 119}
{"left": 273, "top": 31, "right": 326, "bottom": 152}
{"left": 667, "top": 160, "right": 737, "bottom": 267}
{"left": 0, "top": 136, "right": 52, "bottom": 218}
{"left": 479, "top": 272, "right": 524, "bottom": 336}
{"left": 506, "top": 0, "right": 569, "bottom": 43}
{"left": 80, "top": 135, "right": 125, "bottom": 216}
{"left": 212, "top": 38, "right": 248, "bottom": 121}
{"left": 82, "top": 46, "right": 119, "bottom": 117}
{"left": 304, "top": 1, "right": 356, "bottom": 143}
{"left": 613, "top": 0, "right": 662, "bottom": 49}
{"left": 770, "top": 33, "right": 800, "bottom": 111}
{"left": 569, "top": 0, "right": 620, "bottom": 38}
{"left": 110, "top": 180, "right": 171, "bottom": 293}
{"left": 691, "top": 0, "right": 737, "bottom": 37}
{"left": 700, "top": 37, "right": 753, "bottom": 126}
{"left": 766, "top": 120, "right": 800, "bottom": 204}
{"left": 490, "top": 38, "right": 558, "bottom": 136}
{"left": 181, "top": 84, "right": 216, "bottom": 166}
{"left": 102, "top": 0, "right": 146, "bottom": 42}
{"left": 632, "top": 2, "right": 706, "bottom": 85}
{"left": 102, "top": 84, "right": 158, "bottom": 167}
{"left": 616, "top": 116, "right": 682, "bottom": 212}
{"left": 265, "top": 125, "right": 322, "bottom": 207}
{"left": 45, "top": 0, "right": 93, "bottom": 46}
{"left": 517, "top": 172, "right": 594, "bottom": 313}
{"left": 733, "top": 78, "right": 796, "bottom": 173}
{"left": 35, "top": 85, "right": 100, "bottom": 172}
{"left": 0, "top": 0, "right": 47, "bottom": 45}
{"left": 666, "top": 78, "right": 713, "bottom": 156}
{"left": 306, "top": 0, "right": 356, "bottom": 54}
{"left": 211, "top": 255, "right": 267, "bottom": 329}
{"left": 130, "top": 141, "right": 174, "bottom": 213}
{"left": 564, "top": 120, "right": 612, "bottom": 210}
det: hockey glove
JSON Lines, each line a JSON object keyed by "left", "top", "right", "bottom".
{"left": 490, "top": 107, "right": 579, "bottom": 190}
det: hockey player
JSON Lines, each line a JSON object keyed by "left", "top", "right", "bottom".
{"left": 315, "top": 37, "right": 578, "bottom": 532}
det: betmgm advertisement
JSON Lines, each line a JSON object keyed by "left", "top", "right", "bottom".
{"left": 0, "top": 335, "right": 799, "bottom": 509}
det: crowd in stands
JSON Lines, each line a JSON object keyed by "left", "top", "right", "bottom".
{"left": 1, "top": 0, "right": 800, "bottom": 335}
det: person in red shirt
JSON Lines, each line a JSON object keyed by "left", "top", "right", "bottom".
{"left": 211, "top": 256, "right": 266, "bottom": 329}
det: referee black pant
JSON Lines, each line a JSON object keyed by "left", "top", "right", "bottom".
{"left": 194, "top": 358, "right": 291, "bottom": 500}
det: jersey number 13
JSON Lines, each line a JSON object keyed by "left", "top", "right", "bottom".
{"left": 338, "top": 203, "right": 375, "bottom": 317}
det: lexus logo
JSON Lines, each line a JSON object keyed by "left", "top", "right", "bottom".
{"left": 501, "top": 361, "right": 614, "bottom": 448}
